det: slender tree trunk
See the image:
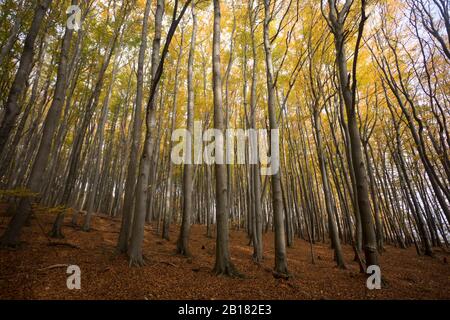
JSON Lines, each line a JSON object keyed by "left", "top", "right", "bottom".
{"left": 364, "top": 142, "right": 384, "bottom": 252}
{"left": 128, "top": 0, "right": 191, "bottom": 266}
{"left": 177, "top": 4, "right": 197, "bottom": 256}
{"left": 128, "top": 0, "right": 165, "bottom": 265}
{"left": 83, "top": 43, "right": 122, "bottom": 232}
{"left": 116, "top": 0, "right": 152, "bottom": 253}
{"left": 263, "top": 0, "right": 289, "bottom": 277}
{"left": 163, "top": 28, "right": 185, "bottom": 241}
{"left": 248, "top": 1, "right": 263, "bottom": 263}
{"left": 212, "top": 0, "right": 240, "bottom": 277}
{"left": 325, "top": 0, "right": 379, "bottom": 268}
{"left": 313, "top": 109, "right": 346, "bottom": 268}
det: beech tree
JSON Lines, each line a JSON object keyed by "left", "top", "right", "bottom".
{"left": 177, "top": 3, "right": 197, "bottom": 256}
{"left": 211, "top": 0, "right": 240, "bottom": 277}
{"left": 128, "top": 0, "right": 192, "bottom": 266}
{"left": 322, "top": 0, "right": 379, "bottom": 268}
{"left": 263, "top": 0, "right": 289, "bottom": 277}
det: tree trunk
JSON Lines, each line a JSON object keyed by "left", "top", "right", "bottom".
{"left": 117, "top": 0, "right": 152, "bottom": 253}
{"left": 83, "top": 43, "right": 122, "bottom": 232}
{"left": 177, "top": 4, "right": 197, "bottom": 256}
{"left": 313, "top": 109, "right": 346, "bottom": 269}
{"left": 248, "top": 1, "right": 263, "bottom": 263}
{"left": 263, "top": 0, "right": 289, "bottom": 277}
{"left": 212, "top": 0, "right": 239, "bottom": 277}
{"left": 325, "top": 0, "right": 379, "bottom": 268}
{"left": 163, "top": 28, "right": 185, "bottom": 241}
{"left": 128, "top": 0, "right": 191, "bottom": 266}
{"left": 128, "top": 0, "right": 165, "bottom": 266}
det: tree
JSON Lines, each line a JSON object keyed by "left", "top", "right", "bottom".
{"left": 212, "top": 0, "right": 240, "bottom": 277}
{"left": 309, "top": 67, "right": 346, "bottom": 268}
{"left": 322, "top": 0, "right": 379, "bottom": 268}
{"left": 162, "top": 27, "right": 185, "bottom": 241}
{"left": 128, "top": 0, "right": 192, "bottom": 266}
{"left": 117, "top": 0, "right": 153, "bottom": 253}
{"left": 177, "top": 3, "right": 197, "bottom": 256}
{"left": 262, "top": 0, "right": 289, "bottom": 277}
{"left": 248, "top": 0, "right": 263, "bottom": 263}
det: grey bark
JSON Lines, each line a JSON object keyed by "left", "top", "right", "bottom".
{"left": 163, "top": 27, "right": 185, "bottom": 241}
{"left": 324, "top": 0, "right": 379, "bottom": 268}
{"left": 263, "top": 0, "right": 289, "bottom": 277}
{"left": 212, "top": 0, "right": 240, "bottom": 277}
{"left": 117, "top": 0, "right": 152, "bottom": 253}
{"left": 128, "top": 0, "right": 191, "bottom": 266}
{"left": 177, "top": 4, "right": 197, "bottom": 256}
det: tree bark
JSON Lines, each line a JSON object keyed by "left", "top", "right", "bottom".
{"left": 263, "top": 0, "right": 289, "bottom": 277}
{"left": 128, "top": 0, "right": 191, "bottom": 266}
{"left": 212, "top": 0, "right": 240, "bottom": 277}
{"left": 177, "top": 3, "right": 197, "bottom": 256}
{"left": 324, "top": 0, "right": 379, "bottom": 267}
{"left": 117, "top": 0, "right": 152, "bottom": 253}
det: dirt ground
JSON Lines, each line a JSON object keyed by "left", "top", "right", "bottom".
{"left": 0, "top": 211, "right": 449, "bottom": 300}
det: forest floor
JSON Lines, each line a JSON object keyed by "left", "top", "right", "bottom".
{"left": 0, "top": 208, "right": 449, "bottom": 300}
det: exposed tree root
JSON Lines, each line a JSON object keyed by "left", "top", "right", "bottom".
{"left": 273, "top": 264, "right": 291, "bottom": 280}
{"left": 272, "top": 270, "right": 291, "bottom": 280}
{"left": 262, "top": 266, "right": 292, "bottom": 280}
{"left": 213, "top": 263, "right": 245, "bottom": 279}
{"left": 252, "top": 254, "right": 264, "bottom": 264}
{"left": 176, "top": 241, "right": 192, "bottom": 257}
{"left": 176, "top": 248, "right": 192, "bottom": 257}
{"left": 128, "top": 254, "right": 146, "bottom": 267}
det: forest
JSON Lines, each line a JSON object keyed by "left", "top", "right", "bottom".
{"left": 0, "top": 0, "right": 449, "bottom": 300}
